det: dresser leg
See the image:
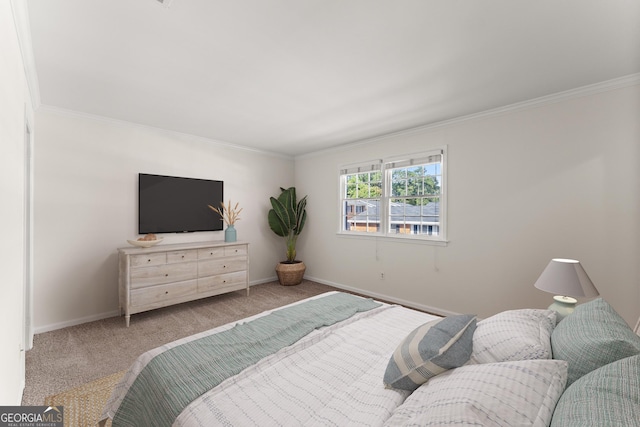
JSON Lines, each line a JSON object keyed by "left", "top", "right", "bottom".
{"left": 125, "top": 315, "right": 130, "bottom": 328}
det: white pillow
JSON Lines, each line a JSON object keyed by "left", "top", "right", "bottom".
{"left": 469, "top": 309, "right": 556, "bottom": 364}
{"left": 384, "top": 359, "right": 568, "bottom": 427}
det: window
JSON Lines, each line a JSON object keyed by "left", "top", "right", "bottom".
{"left": 340, "top": 161, "right": 382, "bottom": 233}
{"left": 340, "top": 148, "right": 446, "bottom": 243}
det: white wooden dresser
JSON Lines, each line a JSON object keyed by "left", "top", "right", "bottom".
{"left": 118, "top": 241, "right": 249, "bottom": 326}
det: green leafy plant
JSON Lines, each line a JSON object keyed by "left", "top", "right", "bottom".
{"left": 268, "top": 187, "right": 307, "bottom": 263}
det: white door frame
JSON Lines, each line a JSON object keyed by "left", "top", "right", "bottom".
{"left": 23, "top": 113, "right": 33, "bottom": 350}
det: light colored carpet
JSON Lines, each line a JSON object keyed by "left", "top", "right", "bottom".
{"left": 23, "top": 280, "right": 337, "bottom": 406}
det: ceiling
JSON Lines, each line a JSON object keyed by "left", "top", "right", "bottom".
{"left": 25, "top": 0, "right": 640, "bottom": 156}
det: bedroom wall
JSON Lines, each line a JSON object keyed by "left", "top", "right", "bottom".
{"left": 296, "top": 82, "right": 640, "bottom": 326}
{"left": 32, "top": 109, "right": 294, "bottom": 332}
{"left": 0, "top": 1, "right": 31, "bottom": 404}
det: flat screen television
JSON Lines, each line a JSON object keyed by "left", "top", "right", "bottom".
{"left": 138, "top": 173, "right": 224, "bottom": 234}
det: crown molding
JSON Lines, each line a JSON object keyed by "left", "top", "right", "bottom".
{"left": 37, "top": 104, "right": 293, "bottom": 160}
{"left": 10, "top": 0, "right": 41, "bottom": 109}
{"left": 297, "top": 73, "right": 640, "bottom": 159}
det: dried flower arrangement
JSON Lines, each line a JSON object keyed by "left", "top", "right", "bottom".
{"left": 208, "top": 200, "right": 242, "bottom": 226}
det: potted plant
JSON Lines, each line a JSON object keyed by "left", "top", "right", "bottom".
{"left": 268, "top": 187, "right": 307, "bottom": 286}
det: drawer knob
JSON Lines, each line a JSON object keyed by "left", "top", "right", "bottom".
{"left": 165, "top": 291, "right": 168, "bottom": 294}
{"left": 181, "top": 255, "right": 185, "bottom": 259}
{"left": 147, "top": 259, "right": 151, "bottom": 263}
{"left": 165, "top": 273, "right": 169, "bottom": 277}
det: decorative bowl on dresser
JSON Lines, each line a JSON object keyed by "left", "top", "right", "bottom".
{"left": 118, "top": 241, "right": 249, "bottom": 326}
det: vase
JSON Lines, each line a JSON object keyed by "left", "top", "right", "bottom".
{"left": 224, "top": 224, "right": 237, "bottom": 242}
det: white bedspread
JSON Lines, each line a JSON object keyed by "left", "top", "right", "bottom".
{"left": 174, "top": 299, "right": 440, "bottom": 426}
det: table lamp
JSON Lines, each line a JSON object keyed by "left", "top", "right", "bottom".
{"left": 533, "top": 258, "right": 599, "bottom": 321}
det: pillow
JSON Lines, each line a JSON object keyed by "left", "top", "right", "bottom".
{"left": 469, "top": 309, "right": 556, "bottom": 364}
{"left": 551, "top": 298, "right": 640, "bottom": 385}
{"left": 551, "top": 354, "right": 640, "bottom": 427}
{"left": 385, "top": 359, "right": 568, "bottom": 427}
{"left": 383, "top": 314, "right": 476, "bottom": 391}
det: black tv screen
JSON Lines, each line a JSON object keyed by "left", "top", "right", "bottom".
{"left": 138, "top": 173, "right": 224, "bottom": 234}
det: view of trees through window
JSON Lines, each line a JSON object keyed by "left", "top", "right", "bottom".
{"left": 341, "top": 152, "right": 444, "bottom": 240}
{"left": 388, "top": 162, "right": 441, "bottom": 236}
{"left": 345, "top": 171, "right": 381, "bottom": 199}
{"left": 390, "top": 164, "right": 440, "bottom": 203}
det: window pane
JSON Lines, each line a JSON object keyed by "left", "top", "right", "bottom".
{"left": 388, "top": 196, "right": 440, "bottom": 235}
{"left": 344, "top": 199, "right": 380, "bottom": 233}
{"left": 424, "top": 163, "right": 439, "bottom": 176}
{"left": 406, "top": 176, "right": 421, "bottom": 196}
{"left": 423, "top": 176, "right": 440, "bottom": 195}
{"left": 346, "top": 171, "right": 382, "bottom": 200}
{"left": 391, "top": 170, "right": 406, "bottom": 196}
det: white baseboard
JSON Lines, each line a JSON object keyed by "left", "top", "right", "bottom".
{"left": 304, "top": 275, "right": 459, "bottom": 318}
{"left": 33, "top": 277, "right": 453, "bottom": 334}
{"left": 249, "top": 277, "right": 279, "bottom": 286}
{"left": 33, "top": 279, "right": 277, "bottom": 334}
{"left": 34, "top": 310, "right": 121, "bottom": 335}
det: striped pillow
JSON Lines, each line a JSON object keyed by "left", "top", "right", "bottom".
{"left": 383, "top": 314, "right": 476, "bottom": 391}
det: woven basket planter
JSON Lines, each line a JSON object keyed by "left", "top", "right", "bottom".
{"left": 275, "top": 261, "right": 306, "bottom": 286}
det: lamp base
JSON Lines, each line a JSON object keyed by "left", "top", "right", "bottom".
{"left": 548, "top": 296, "right": 577, "bottom": 322}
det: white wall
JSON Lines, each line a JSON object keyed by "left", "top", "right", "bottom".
{"left": 296, "top": 83, "right": 640, "bottom": 326}
{"left": 30, "top": 78, "right": 640, "bottom": 331}
{"left": 33, "top": 109, "right": 294, "bottom": 331}
{"left": 0, "top": 1, "right": 31, "bottom": 404}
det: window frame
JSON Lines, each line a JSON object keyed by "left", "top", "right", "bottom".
{"left": 338, "top": 147, "right": 447, "bottom": 245}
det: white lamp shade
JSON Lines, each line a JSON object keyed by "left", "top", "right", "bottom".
{"left": 534, "top": 258, "right": 599, "bottom": 298}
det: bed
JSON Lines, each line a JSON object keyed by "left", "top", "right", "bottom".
{"left": 100, "top": 291, "right": 640, "bottom": 427}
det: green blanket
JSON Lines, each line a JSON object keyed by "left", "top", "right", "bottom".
{"left": 113, "top": 293, "right": 381, "bottom": 427}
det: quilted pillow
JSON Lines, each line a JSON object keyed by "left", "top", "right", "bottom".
{"left": 383, "top": 314, "right": 476, "bottom": 391}
{"left": 551, "top": 298, "right": 640, "bottom": 386}
{"left": 551, "top": 354, "right": 640, "bottom": 427}
{"left": 385, "top": 359, "right": 568, "bottom": 427}
{"left": 469, "top": 309, "right": 556, "bottom": 364}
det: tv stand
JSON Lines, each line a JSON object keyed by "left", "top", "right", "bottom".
{"left": 118, "top": 241, "right": 249, "bottom": 327}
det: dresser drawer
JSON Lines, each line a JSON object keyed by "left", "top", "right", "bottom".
{"left": 224, "top": 245, "right": 247, "bottom": 257}
{"left": 197, "top": 247, "right": 225, "bottom": 259}
{"left": 198, "top": 271, "right": 247, "bottom": 292}
{"left": 130, "top": 252, "right": 166, "bottom": 268}
{"left": 130, "top": 280, "right": 197, "bottom": 307}
{"left": 130, "top": 261, "right": 198, "bottom": 288}
{"left": 167, "top": 249, "right": 198, "bottom": 263}
{"left": 198, "top": 256, "right": 246, "bottom": 277}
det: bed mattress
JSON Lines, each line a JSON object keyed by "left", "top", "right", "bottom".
{"left": 101, "top": 291, "right": 441, "bottom": 426}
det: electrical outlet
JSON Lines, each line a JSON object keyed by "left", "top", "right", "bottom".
{"left": 380, "top": 272, "right": 385, "bottom": 279}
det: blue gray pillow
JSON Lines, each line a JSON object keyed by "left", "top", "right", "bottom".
{"left": 551, "top": 298, "right": 640, "bottom": 386}
{"left": 551, "top": 354, "right": 640, "bottom": 427}
{"left": 383, "top": 314, "right": 476, "bottom": 391}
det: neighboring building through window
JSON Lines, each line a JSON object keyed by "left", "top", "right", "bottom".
{"left": 340, "top": 148, "right": 446, "bottom": 243}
